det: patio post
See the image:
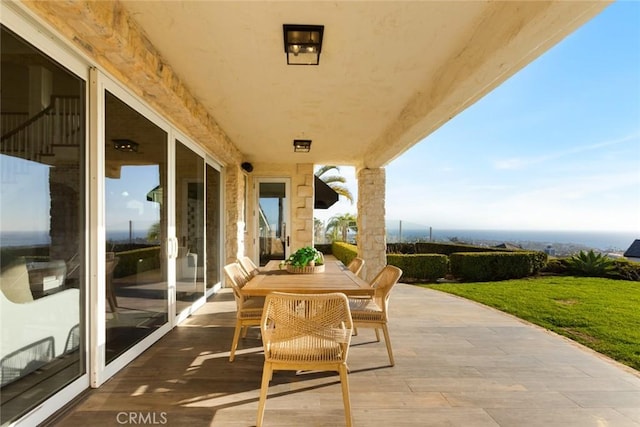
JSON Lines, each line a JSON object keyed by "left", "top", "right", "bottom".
{"left": 225, "top": 164, "right": 245, "bottom": 265}
{"left": 356, "top": 167, "right": 387, "bottom": 282}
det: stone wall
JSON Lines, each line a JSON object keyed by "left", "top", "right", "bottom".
{"left": 357, "top": 168, "right": 387, "bottom": 281}
{"left": 21, "top": 0, "right": 242, "bottom": 168}
{"left": 224, "top": 165, "right": 245, "bottom": 266}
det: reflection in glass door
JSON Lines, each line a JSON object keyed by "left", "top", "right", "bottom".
{"left": 206, "top": 164, "right": 222, "bottom": 289}
{"left": 175, "top": 141, "right": 205, "bottom": 314}
{"left": 258, "top": 180, "right": 290, "bottom": 266}
{"left": 104, "top": 91, "right": 168, "bottom": 364}
{"left": 0, "top": 25, "right": 86, "bottom": 424}
{"left": 205, "top": 164, "right": 221, "bottom": 290}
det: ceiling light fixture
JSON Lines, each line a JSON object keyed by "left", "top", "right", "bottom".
{"left": 283, "top": 24, "right": 324, "bottom": 65}
{"left": 112, "top": 139, "right": 139, "bottom": 152}
{"left": 293, "top": 139, "right": 312, "bottom": 152}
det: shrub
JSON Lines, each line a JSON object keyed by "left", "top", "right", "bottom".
{"left": 609, "top": 259, "right": 640, "bottom": 281}
{"left": 566, "top": 250, "right": 615, "bottom": 278}
{"left": 450, "top": 251, "right": 541, "bottom": 282}
{"left": 387, "top": 254, "right": 448, "bottom": 282}
{"left": 331, "top": 242, "right": 358, "bottom": 266}
{"left": 314, "top": 244, "right": 333, "bottom": 255}
{"left": 414, "top": 242, "right": 509, "bottom": 255}
{"left": 542, "top": 258, "right": 569, "bottom": 275}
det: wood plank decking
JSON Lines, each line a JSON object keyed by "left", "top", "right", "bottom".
{"left": 47, "top": 283, "right": 640, "bottom": 426}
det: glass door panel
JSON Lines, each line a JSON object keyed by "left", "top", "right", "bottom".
{"left": 205, "top": 164, "right": 221, "bottom": 289}
{"left": 258, "top": 180, "right": 289, "bottom": 266}
{"left": 0, "top": 25, "right": 86, "bottom": 424}
{"left": 104, "top": 91, "right": 168, "bottom": 364}
{"left": 175, "top": 141, "right": 205, "bottom": 313}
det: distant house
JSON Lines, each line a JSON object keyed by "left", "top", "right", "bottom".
{"left": 623, "top": 240, "right": 640, "bottom": 262}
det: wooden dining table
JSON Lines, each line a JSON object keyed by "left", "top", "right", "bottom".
{"left": 241, "top": 260, "right": 374, "bottom": 297}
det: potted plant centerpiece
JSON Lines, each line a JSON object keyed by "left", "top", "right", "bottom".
{"left": 280, "top": 246, "right": 325, "bottom": 274}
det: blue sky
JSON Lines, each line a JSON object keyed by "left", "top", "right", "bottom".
{"left": 315, "top": 1, "right": 640, "bottom": 233}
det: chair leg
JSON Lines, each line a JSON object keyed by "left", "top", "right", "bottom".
{"left": 338, "top": 364, "right": 352, "bottom": 427}
{"left": 229, "top": 320, "right": 242, "bottom": 362}
{"left": 241, "top": 326, "right": 249, "bottom": 338}
{"left": 381, "top": 324, "right": 394, "bottom": 366}
{"left": 256, "top": 362, "right": 272, "bottom": 427}
{"left": 374, "top": 327, "right": 380, "bottom": 342}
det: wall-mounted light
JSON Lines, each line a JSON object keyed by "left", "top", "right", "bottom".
{"left": 293, "top": 139, "right": 312, "bottom": 152}
{"left": 283, "top": 24, "right": 324, "bottom": 65}
{"left": 112, "top": 139, "right": 139, "bottom": 152}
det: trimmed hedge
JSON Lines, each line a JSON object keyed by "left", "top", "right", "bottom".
{"left": 450, "top": 251, "right": 546, "bottom": 282}
{"left": 330, "top": 242, "right": 547, "bottom": 282}
{"left": 389, "top": 242, "right": 508, "bottom": 255}
{"left": 314, "top": 244, "right": 333, "bottom": 255}
{"left": 387, "top": 254, "right": 448, "bottom": 282}
{"left": 331, "top": 242, "right": 358, "bottom": 266}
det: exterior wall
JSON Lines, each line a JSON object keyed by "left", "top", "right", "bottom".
{"left": 224, "top": 165, "right": 245, "bottom": 266}
{"left": 20, "top": 0, "right": 247, "bottom": 272}
{"left": 357, "top": 168, "right": 387, "bottom": 282}
{"left": 246, "top": 163, "right": 314, "bottom": 260}
{"left": 21, "top": 0, "right": 241, "bottom": 167}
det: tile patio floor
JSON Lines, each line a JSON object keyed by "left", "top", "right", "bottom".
{"left": 49, "top": 282, "right": 640, "bottom": 426}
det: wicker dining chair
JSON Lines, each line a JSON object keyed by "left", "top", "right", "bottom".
{"left": 257, "top": 292, "right": 354, "bottom": 427}
{"left": 223, "top": 262, "right": 264, "bottom": 362}
{"left": 346, "top": 257, "right": 365, "bottom": 277}
{"left": 349, "top": 265, "right": 402, "bottom": 366}
{"left": 238, "top": 255, "right": 260, "bottom": 278}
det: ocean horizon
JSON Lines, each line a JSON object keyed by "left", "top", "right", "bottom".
{"left": 1, "top": 228, "right": 638, "bottom": 252}
{"left": 386, "top": 227, "right": 638, "bottom": 252}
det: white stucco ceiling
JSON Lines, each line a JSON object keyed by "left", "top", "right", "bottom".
{"left": 120, "top": 1, "right": 609, "bottom": 169}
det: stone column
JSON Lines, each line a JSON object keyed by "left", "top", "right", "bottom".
{"left": 293, "top": 163, "right": 314, "bottom": 250}
{"left": 357, "top": 168, "right": 387, "bottom": 282}
{"left": 224, "top": 164, "right": 244, "bottom": 265}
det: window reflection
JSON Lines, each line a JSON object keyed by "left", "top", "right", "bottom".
{"left": 0, "top": 25, "right": 85, "bottom": 424}
{"left": 175, "top": 141, "right": 205, "bottom": 312}
{"left": 206, "top": 165, "right": 221, "bottom": 289}
{"left": 104, "top": 92, "right": 167, "bottom": 364}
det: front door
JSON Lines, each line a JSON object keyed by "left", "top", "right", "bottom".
{"left": 256, "top": 179, "right": 290, "bottom": 266}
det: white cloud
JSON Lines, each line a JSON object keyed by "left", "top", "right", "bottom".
{"left": 493, "top": 133, "right": 639, "bottom": 170}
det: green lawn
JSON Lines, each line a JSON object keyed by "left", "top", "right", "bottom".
{"left": 423, "top": 276, "right": 640, "bottom": 371}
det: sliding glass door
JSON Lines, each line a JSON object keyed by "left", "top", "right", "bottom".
{"left": 0, "top": 24, "right": 86, "bottom": 424}
{"left": 104, "top": 91, "right": 168, "bottom": 364}
{"left": 175, "top": 140, "right": 205, "bottom": 315}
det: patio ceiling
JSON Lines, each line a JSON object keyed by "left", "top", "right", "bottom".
{"left": 119, "top": 1, "right": 609, "bottom": 169}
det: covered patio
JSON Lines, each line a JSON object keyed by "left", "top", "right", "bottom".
{"left": 49, "top": 280, "right": 640, "bottom": 426}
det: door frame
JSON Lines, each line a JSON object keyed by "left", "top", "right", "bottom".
{"left": 254, "top": 177, "right": 291, "bottom": 264}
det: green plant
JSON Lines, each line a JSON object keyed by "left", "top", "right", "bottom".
{"left": 387, "top": 254, "right": 449, "bottom": 282}
{"left": 331, "top": 241, "right": 358, "bottom": 266}
{"left": 283, "top": 246, "right": 324, "bottom": 268}
{"left": 449, "top": 251, "right": 543, "bottom": 282}
{"left": 566, "top": 250, "right": 615, "bottom": 277}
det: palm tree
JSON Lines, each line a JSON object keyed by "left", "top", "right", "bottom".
{"left": 315, "top": 165, "right": 354, "bottom": 204}
{"left": 325, "top": 213, "right": 357, "bottom": 243}
{"left": 314, "top": 217, "right": 325, "bottom": 243}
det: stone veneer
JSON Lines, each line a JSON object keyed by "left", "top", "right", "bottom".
{"left": 19, "top": 0, "right": 250, "bottom": 264}
{"left": 357, "top": 168, "right": 387, "bottom": 282}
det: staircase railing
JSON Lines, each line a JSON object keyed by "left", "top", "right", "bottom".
{"left": 1, "top": 96, "right": 82, "bottom": 163}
